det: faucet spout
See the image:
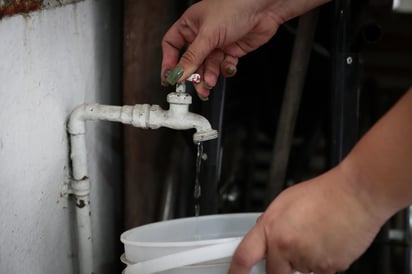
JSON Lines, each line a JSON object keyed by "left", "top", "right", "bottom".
{"left": 147, "top": 103, "right": 218, "bottom": 142}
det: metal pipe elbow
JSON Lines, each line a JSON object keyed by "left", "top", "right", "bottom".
{"left": 67, "top": 104, "right": 90, "bottom": 135}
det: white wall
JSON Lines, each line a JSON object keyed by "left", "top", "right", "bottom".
{"left": 0, "top": 0, "right": 123, "bottom": 273}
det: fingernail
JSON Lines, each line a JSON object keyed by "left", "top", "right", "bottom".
{"left": 203, "top": 81, "right": 213, "bottom": 90}
{"left": 226, "top": 67, "right": 236, "bottom": 75}
{"left": 198, "top": 94, "right": 209, "bottom": 101}
{"left": 167, "top": 66, "right": 184, "bottom": 85}
{"left": 163, "top": 69, "right": 172, "bottom": 79}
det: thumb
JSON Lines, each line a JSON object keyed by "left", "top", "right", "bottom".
{"left": 229, "top": 224, "right": 267, "bottom": 274}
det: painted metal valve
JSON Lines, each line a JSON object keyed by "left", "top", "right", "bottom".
{"left": 176, "top": 73, "right": 201, "bottom": 93}
{"left": 186, "top": 73, "right": 201, "bottom": 84}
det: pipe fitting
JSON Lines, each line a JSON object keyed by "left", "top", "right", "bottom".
{"left": 71, "top": 177, "right": 91, "bottom": 197}
{"left": 68, "top": 104, "right": 88, "bottom": 135}
{"left": 167, "top": 92, "right": 192, "bottom": 105}
{"left": 131, "top": 104, "right": 151, "bottom": 129}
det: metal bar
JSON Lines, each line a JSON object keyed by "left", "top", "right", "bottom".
{"left": 330, "top": 0, "right": 360, "bottom": 166}
{"left": 331, "top": 1, "right": 361, "bottom": 273}
{"left": 266, "top": 9, "right": 319, "bottom": 203}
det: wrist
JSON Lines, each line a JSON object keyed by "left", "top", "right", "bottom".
{"left": 337, "top": 154, "right": 397, "bottom": 227}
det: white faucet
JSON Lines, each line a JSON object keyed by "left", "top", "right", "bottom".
{"left": 65, "top": 78, "right": 218, "bottom": 274}
{"left": 69, "top": 82, "right": 218, "bottom": 143}
{"left": 135, "top": 81, "right": 218, "bottom": 142}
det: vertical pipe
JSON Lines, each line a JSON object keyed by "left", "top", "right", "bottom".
{"left": 69, "top": 133, "right": 94, "bottom": 274}
{"left": 266, "top": 9, "right": 319, "bottom": 203}
{"left": 330, "top": 0, "right": 360, "bottom": 166}
{"left": 331, "top": 1, "right": 360, "bottom": 273}
{"left": 70, "top": 134, "right": 88, "bottom": 180}
{"left": 75, "top": 195, "right": 94, "bottom": 274}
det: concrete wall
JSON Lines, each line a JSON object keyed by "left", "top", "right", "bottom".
{"left": 0, "top": 0, "right": 123, "bottom": 273}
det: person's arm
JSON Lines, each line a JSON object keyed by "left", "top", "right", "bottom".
{"left": 228, "top": 87, "right": 412, "bottom": 274}
{"left": 161, "top": 0, "right": 330, "bottom": 98}
{"left": 343, "top": 87, "right": 412, "bottom": 217}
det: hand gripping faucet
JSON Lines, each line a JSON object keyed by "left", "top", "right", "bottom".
{"left": 66, "top": 74, "right": 218, "bottom": 274}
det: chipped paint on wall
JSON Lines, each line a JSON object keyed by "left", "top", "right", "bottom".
{"left": 0, "top": 0, "right": 42, "bottom": 18}
{"left": 0, "top": 0, "right": 83, "bottom": 19}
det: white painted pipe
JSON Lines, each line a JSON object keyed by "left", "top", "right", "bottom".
{"left": 74, "top": 194, "right": 93, "bottom": 274}
{"left": 67, "top": 97, "right": 218, "bottom": 274}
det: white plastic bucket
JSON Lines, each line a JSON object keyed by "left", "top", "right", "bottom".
{"left": 120, "top": 213, "right": 264, "bottom": 274}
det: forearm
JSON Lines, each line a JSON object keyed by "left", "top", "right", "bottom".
{"left": 340, "top": 87, "right": 412, "bottom": 222}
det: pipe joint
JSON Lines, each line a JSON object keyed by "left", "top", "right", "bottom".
{"left": 71, "top": 177, "right": 91, "bottom": 197}
{"left": 131, "top": 104, "right": 151, "bottom": 128}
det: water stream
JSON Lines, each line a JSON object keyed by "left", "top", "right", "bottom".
{"left": 194, "top": 142, "right": 203, "bottom": 216}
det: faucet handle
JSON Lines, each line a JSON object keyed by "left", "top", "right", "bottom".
{"left": 176, "top": 73, "right": 201, "bottom": 93}
{"left": 186, "top": 73, "right": 201, "bottom": 84}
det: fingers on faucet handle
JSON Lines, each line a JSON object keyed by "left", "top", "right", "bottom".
{"left": 175, "top": 73, "right": 201, "bottom": 93}
{"left": 186, "top": 73, "right": 201, "bottom": 84}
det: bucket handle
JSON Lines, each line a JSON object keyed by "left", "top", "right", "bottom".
{"left": 124, "top": 238, "right": 242, "bottom": 274}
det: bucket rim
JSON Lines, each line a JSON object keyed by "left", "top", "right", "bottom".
{"left": 120, "top": 213, "right": 261, "bottom": 247}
